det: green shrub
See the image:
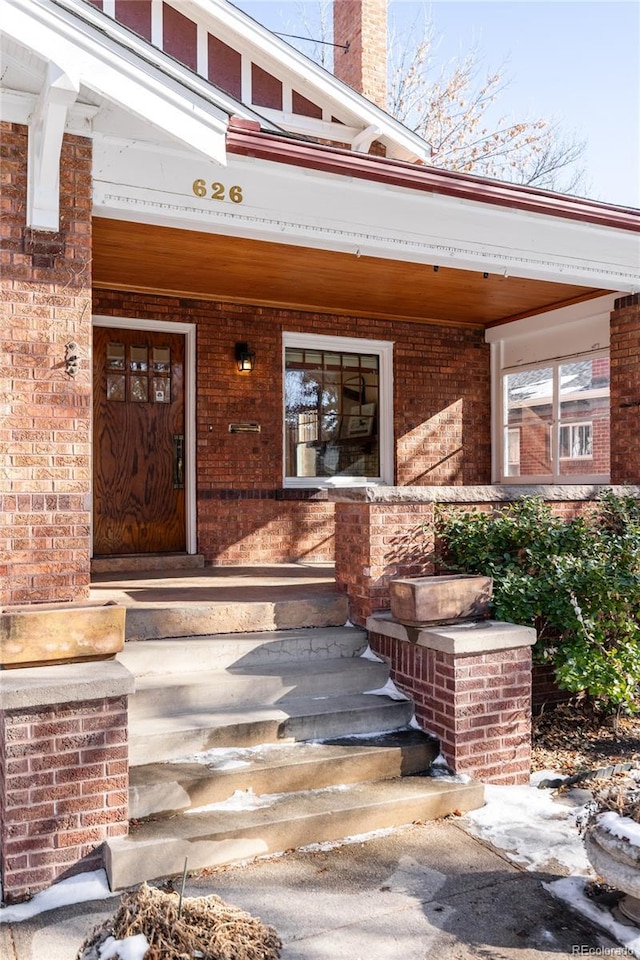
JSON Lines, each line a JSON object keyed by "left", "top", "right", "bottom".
{"left": 435, "top": 492, "right": 640, "bottom": 713}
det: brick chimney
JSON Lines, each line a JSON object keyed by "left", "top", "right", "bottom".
{"left": 333, "top": 0, "right": 387, "bottom": 110}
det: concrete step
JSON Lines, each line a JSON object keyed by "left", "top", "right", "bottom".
{"left": 128, "top": 693, "right": 414, "bottom": 765}
{"left": 91, "top": 553, "right": 205, "bottom": 574}
{"left": 128, "top": 657, "right": 389, "bottom": 718}
{"left": 106, "top": 775, "right": 484, "bottom": 889}
{"left": 118, "top": 627, "right": 368, "bottom": 675}
{"left": 122, "top": 596, "right": 348, "bottom": 641}
{"left": 129, "top": 731, "right": 440, "bottom": 819}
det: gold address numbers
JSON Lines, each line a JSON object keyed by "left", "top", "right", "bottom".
{"left": 192, "top": 179, "right": 243, "bottom": 204}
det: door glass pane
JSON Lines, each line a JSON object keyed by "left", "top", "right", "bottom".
{"left": 153, "top": 377, "right": 171, "bottom": 403}
{"left": 559, "top": 358, "right": 609, "bottom": 476}
{"left": 153, "top": 347, "right": 171, "bottom": 372}
{"left": 130, "top": 375, "right": 148, "bottom": 402}
{"left": 504, "top": 368, "right": 553, "bottom": 477}
{"left": 285, "top": 348, "right": 380, "bottom": 479}
{"left": 107, "top": 343, "right": 125, "bottom": 370}
{"left": 107, "top": 374, "right": 125, "bottom": 401}
{"left": 130, "top": 346, "right": 148, "bottom": 372}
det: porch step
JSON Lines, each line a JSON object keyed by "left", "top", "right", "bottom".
{"left": 117, "top": 626, "right": 367, "bottom": 674}
{"left": 106, "top": 776, "right": 484, "bottom": 890}
{"left": 111, "top": 625, "right": 484, "bottom": 890}
{"left": 129, "top": 731, "right": 440, "bottom": 819}
{"left": 124, "top": 595, "right": 347, "bottom": 641}
{"left": 128, "top": 657, "right": 389, "bottom": 717}
{"left": 91, "top": 554, "right": 205, "bottom": 574}
{"left": 127, "top": 692, "right": 415, "bottom": 765}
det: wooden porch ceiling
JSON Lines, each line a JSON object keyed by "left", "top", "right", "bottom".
{"left": 92, "top": 218, "right": 610, "bottom": 328}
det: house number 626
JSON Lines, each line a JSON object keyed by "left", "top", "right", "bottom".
{"left": 192, "top": 179, "right": 243, "bottom": 204}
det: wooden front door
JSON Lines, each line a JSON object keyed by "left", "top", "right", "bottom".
{"left": 93, "top": 326, "right": 186, "bottom": 555}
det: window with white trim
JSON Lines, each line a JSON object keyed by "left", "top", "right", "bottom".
{"left": 283, "top": 333, "right": 393, "bottom": 486}
{"left": 500, "top": 353, "right": 609, "bottom": 482}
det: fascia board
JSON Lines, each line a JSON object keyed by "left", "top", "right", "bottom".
{"left": 183, "top": 0, "right": 431, "bottom": 162}
{"left": 3, "top": 0, "right": 230, "bottom": 162}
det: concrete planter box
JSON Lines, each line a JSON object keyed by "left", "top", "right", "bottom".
{"left": 389, "top": 575, "right": 493, "bottom": 627}
{"left": 0, "top": 601, "right": 126, "bottom": 669}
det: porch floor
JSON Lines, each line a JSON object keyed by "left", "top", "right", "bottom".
{"left": 89, "top": 563, "right": 348, "bottom": 640}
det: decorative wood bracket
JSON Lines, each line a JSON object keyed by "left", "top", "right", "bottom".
{"left": 351, "top": 124, "right": 381, "bottom": 154}
{"left": 27, "top": 62, "right": 80, "bottom": 231}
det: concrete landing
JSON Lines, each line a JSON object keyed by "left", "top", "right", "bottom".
{"left": 90, "top": 564, "right": 347, "bottom": 639}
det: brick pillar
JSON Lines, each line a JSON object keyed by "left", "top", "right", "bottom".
{"left": 610, "top": 293, "right": 640, "bottom": 484}
{"left": 0, "top": 122, "right": 93, "bottom": 606}
{"left": 367, "top": 617, "right": 535, "bottom": 784}
{"left": 333, "top": 0, "right": 387, "bottom": 109}
{"left": 334, "top": 500, "right": 435, "bottom": 626}
{"left": 0, "top": 662, "right": 133, "bottom": 904}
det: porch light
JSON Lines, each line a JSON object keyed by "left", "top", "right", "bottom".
{"left": 235, "top": 341, "right": 255, "bottom": 372}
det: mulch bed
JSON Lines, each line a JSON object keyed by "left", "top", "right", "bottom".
{"left": 532, "top": 703, "right": 640, "bottom": 775}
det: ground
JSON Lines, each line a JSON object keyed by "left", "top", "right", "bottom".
{"left": 532, "top": 702, "right": 640, "bottom": 775}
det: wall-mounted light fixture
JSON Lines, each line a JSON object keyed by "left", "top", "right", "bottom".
{"left": 235, "top": 341, "right": 255, "bottom": 372}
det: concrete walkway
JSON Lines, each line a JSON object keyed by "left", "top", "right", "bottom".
{"left": 1, "top": 821, "right": 621, "bottom": 960}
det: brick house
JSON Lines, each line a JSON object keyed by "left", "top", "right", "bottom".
{"left": 2, "top": 0, "right": 639, "bottom": 607}
{"left": 1, "top": 0, "right": 639, "bottom": 901}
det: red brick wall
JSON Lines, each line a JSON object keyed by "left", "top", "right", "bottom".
{"left": 333, "top": 0, "right": 388, "bottom": 109}
{"left": 369, "top": 630, "right": 532, "bottom": 784}
{"left": 0, "top": 696, "right": 128, "bottom": 903}
{"left": 610, "top": 293, "right": 640, "bottom": 483}
{"left": 1, "top": 122, "right": 93, "bottom": 606}
{"left": 93, "top": 290, "right": 491, "bottom": 564}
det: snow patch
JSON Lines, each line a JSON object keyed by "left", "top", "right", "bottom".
{"left": 360, "top": 645, "right": 384, "bottom": 662}
{"left": 464, "top": 782, "right": 591, "bottom": 873}
{"left": 546, "top": 876, "right": 640, "bottom": 957}
{"left": 363, "top": 678, "right": 410, "bottom": 701}
{"left": 98, "top": 934, "right": 150, "bottom": 960}
{"left": 0, "top": 869, "right": 118, "bottom": 924}
{"left": 599, "top": 810, "right": 640, "bottom": 848}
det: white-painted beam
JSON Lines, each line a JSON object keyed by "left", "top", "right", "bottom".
{"left": 27, "top": 62, "right": 79, "bottom": 231}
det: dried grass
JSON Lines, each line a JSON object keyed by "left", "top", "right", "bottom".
{"left": 77, "top": 882, "right": 282, "bottom": 960}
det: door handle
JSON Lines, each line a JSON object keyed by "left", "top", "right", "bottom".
{"left": 173, "top": 435, "right": 184, "bottom": 489}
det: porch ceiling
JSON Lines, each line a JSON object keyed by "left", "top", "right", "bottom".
{"left": 92, "top": 218, "right": 610, "bottom": 328}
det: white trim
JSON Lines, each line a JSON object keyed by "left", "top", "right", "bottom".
{"left": 26, "top": 61, "right": 79, "bottom": 230}
{"left": 92, "top": 315, "right": 197, "bottom": 555}
{"left": 3, "top": 0, "right": 230, "bottom": 163}
{"left": 282, "top": 332, "right": 394, "bottom": 488}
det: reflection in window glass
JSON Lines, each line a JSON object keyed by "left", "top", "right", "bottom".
{"left": 285, "top": 348, "right": 379, "bottom": 479}
{"left": 504, "top": 367, "right": 553, "bottom": 478}
{"left": 502, "top": 356, "right": 609, "bottom": 480}
{"left": 558, "top": 358, "right": 609, "bottom": 477}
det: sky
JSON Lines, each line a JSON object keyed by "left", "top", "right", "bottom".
{"left": 233, "top": 1, "right": 640, "bottom": 208}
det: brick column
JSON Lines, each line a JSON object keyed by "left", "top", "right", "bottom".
{"left": 0, "top": 662, "right": 134, "bottom": 903}
{"left": 367, "top": 615, "right": 535, "bottom": 784}
{"left": 610, "top": 293, "right": 640, "bottom": 484}
{"left": 0, "top": 122, "right": 93, "bottom": 606}
{"left": 334, "top": 500, "right": 435, "bottom": 626}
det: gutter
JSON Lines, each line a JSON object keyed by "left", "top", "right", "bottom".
{"left": 226, "top": 120, "right": 640, "bottom": 234}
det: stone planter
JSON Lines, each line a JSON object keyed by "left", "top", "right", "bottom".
{"left": 389, "top": 574, "right": 493, "bottom": 627}
{"left": 0, "top": 601, "right": 125, "bottom": 668}
{"left": 585, "top": 818, "right": 640, "bottom": 924}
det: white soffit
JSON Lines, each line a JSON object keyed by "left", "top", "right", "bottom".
{"left": 0, "top": 0, "right": 232, "bottom": 163}
{"left": 93, "top": 143, "right": 640, "bottom": 292}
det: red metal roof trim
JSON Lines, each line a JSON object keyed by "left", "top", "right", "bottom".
{"left": 226, "top": 123, "right": 640, "bottom": 233}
